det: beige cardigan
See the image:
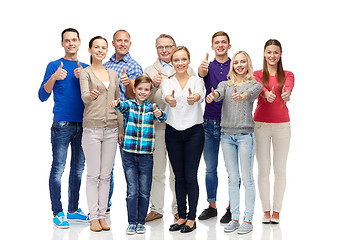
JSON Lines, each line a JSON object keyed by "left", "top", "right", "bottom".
{"left": 79, "top": 67, "right": 123, "bottom": 134}
{"left": 143, "top": 58, "right": 196, "bottom": 130}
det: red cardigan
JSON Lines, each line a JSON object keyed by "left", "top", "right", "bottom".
{"left": 253, "top": 70, "right": 295, "bottom": 123}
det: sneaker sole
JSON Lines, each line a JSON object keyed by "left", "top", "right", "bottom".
{"left": 67, "top": 219, "right": 90, "bottom": 223}
{"left": 224, "top": 227, "right": 238, "bottom": 233}
{"left": 126, "top": 232, "right": 136, "bottom": 235}
{"left": 238, "top": 229, "right": 253, "bottom": 235}
{"left": 54, "top": 223, "right": 70, "bottom": 229}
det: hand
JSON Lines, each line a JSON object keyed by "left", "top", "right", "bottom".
{"left": 166, "top": 90, "right": 176, "bottom": 107}
{"left": 232, "top": 88, "right": 248, "bottom": 102}
{"left": 120, "top": 67, "right": 130, "bottom": 86}
{"left": 281, "top": 86, "right": 291, "bottom": 102}
{"left": 110, "top": 98, "right": 121, "bottom": 108}
{"left": 118, "top": 134, "right": 124, "bottom": 145}
{"left": 187, "top": 88, "right": 195, "bottom": 105}
{"left": 198, "top": 53, "right": 210, "bottom": 76}
{"left": 265, "top": 86, "right": 276, "bottom": 103}
{"left": 90, "top": 85, "right": 100, "bottom": 100}
{"left": 53, "top": 62, "right": 67, "bottom": 80}
{"left": 206, "top": 87, "right": 217, "bottom": 103}
{"left": 153, "top": 104, "right": 162, "bottom": 118}
{"left": 73, "top": 61, "right": 83, "bottom": 78}
{"left": 153, "top": 70, "right": 162, "bottom": 88}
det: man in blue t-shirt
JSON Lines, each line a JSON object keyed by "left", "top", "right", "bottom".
{"left": 197, "top": 31, "right": 233, "bottom": 223}
{"left": 38, "top": 28, "right": 89, "bottom": 228}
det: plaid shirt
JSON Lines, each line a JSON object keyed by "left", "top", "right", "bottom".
{"left": 103, "top": 53, "right": 143, "bottom": 101}
{"left": 115, "top": 99, "right": 166, "bottom": 154}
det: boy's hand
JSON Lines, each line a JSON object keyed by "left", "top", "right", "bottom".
{"left": 153, "top": 104, "right": 162, "bottom": 118}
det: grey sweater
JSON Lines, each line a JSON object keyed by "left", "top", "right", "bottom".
{"left": 215, "top": 80, "right": 262, "bottom": 134}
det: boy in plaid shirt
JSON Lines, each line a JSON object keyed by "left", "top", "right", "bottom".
{"left": 111, "top": 75, "right": 166, "bottom": 235}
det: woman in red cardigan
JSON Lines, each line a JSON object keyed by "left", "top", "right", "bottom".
{"left": 253, "top": 39, "right": 294, "bottom": 224}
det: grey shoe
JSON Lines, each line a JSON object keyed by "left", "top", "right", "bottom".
{"left": 237, "top": 222, "right": 253, "bottom": 234}
{"left": 224, "top": 221, "right": 240, "bottom": 233}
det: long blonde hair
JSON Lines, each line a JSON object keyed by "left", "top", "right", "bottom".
{"left": 227, "top": 51, "right": 255, "bottom": 86}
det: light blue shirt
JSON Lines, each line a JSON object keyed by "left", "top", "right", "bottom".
{"left": 160, "top": 60, "right": 173, "bottom": 76}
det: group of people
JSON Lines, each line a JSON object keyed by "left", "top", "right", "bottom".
{"left": 38, "top": 28, "right": 294, "bottom": 235}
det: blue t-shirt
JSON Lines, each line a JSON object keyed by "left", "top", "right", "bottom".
{"left": 202, "top": 58, "right": 231, "bottom": 121}
{"left": 38, "top": 58, "right": 88, "bottom": 122}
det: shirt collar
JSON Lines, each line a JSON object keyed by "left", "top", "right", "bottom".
{"left": 132, "top": 98, "right": 150, "bottom": 106}
{"left": 213, "top": 57, "right": 231, "bottom": 66}
{"left": 160, "top": 59, "right": 173, "bottom": 68}
{"left": 109, "top": 52, "right": 131, "bottom": 63}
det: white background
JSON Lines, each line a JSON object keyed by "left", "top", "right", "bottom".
{"left": 1, "top": 0, "right": 340, "bottom": 239}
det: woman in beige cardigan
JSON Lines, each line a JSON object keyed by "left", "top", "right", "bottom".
{"left": 79, "top": 36, "right": 123, "bottom": 232}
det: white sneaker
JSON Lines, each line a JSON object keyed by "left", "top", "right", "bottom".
{"left": 237, "top": 222, "right": 253, "bottom": 234}
{"left": 224, "top": 220, "right": 240, "bottom": 233}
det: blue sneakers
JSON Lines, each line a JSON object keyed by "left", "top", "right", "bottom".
{"left": 67, "top": 208, "right": 90, "bottom": 222}
{"left": 53, "top": 212, "right": 70, "bottom": 229}
{"left": 126, "top": 224, "right": 137, "bottom": 235}
{"left": 136, "top": 223, "right": 146, "bottom": 234}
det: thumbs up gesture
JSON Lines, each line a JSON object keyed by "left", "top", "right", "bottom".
{"left": 74, "top": 61, "right": 83, "bottom": 78}
{"left": 166, "top": 90, "right": 176, "bottom": 107}
{"left": 120, "top": 67, "right": 130, "bottom": 86}
{"left": 187, "top": 88, "right": 196, "bottom": 105}
{"left": 198, "top": 53, "right": 210, "bottom": 77}
{"left": 281, "top": 86, "right": 291, "bottom": 102}
{"left": 153, "top": 104, "right": 162, "bottom": 118}
{"left": 265, "top": 86, "right": 276, "bottom": 103}
{"left": 110, "top": 98, "right": 121, "bottom": 108}
{"left": 90, "top": 85, "right": 100, "bottom": 100}
{"left": 206, "top": 87, "right": 218, "bottom": 103}
{"left": 153, "top": 70, "right": 162, "bottom": 88}
{"left": 53, "top": 62, "right": 68, "bottom": 80}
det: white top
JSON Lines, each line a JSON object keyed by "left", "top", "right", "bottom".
{"left": 103, "top": 81, "right": 110, "bottom": 88}
{"left": 162, "top": 76, "right": 205, "bottom": 130}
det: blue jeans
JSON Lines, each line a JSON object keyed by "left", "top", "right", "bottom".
{"left": 49, "top": 121, "right": 85, "bottom": 216}
{"left": 203, "top": 119, "right": 221, "bottom": 202}
{"left": 122, "top": 151, "right": 153, "bottom": 225}
{"left": 165, "top": 124, "right": 204, "bottom": 220}
{"left": 221, "top": 132, "right": 256, "bottom": 222}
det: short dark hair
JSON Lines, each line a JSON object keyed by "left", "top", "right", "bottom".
{"left": 211, "top": 31, "right": 230, "bottom": 45}
{"left": 61, "top": 28, "right": 80, "bottom": 41}
{"left": 134, "top": 75, "right": 153, "bottom": 90}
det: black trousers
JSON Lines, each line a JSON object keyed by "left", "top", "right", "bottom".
{"left": 165, "top": 124, "right": 204, "bottom": 220}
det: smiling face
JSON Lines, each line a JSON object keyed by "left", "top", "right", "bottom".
{"left": 233, "top": 53, "right": 248, "bottom": 77}
{"left": 171, "top": 49, "right": 190, "bottom": 74}
{"left": 264, "top": 45, "right": 282, "bottom": 67}
{"left": 112, "top": 31, "right": 131, "bottom": 59}
{"left": 156, "top": 37, "right": 175, "bottom": 63}
{"left": 133, "top": 82, "right": 152, "bottom": 104}
{"left": 61, "top": 31, "right": 81, "bottom": 58}
{"left": 211, "top": 35, "right": 231, "bottom": 57}
{"left": 89, "top": 39, "right": 108, "bottom": 62}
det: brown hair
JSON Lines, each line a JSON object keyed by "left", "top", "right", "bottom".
{"left": 134, "top": 75, "right": 153, "bottom": 89}
{"left": 170, "top": 46, "right": 190, "bottom": 62}
{"left": 262, "top": 39, "right": 285, "bottom": 92}
{"left": 212, "top": 31, "right": 230, "bottom": 45}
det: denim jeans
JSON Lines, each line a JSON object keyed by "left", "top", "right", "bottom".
{"left": 165, "top": 124, "right": 204, "bottom": 220}
{"left": 220, "top": 132, "right": 256, "bottom": 222}
{"left": 203, "top": 119, "right": 221, "bottom": 202}
{"left": 122, "top": 151, "right": 153, "bottom": 225}
{"left": 49, "top": 121, "right": 85, "bottom": 216}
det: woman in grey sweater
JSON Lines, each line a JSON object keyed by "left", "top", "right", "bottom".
{"left": 206, "top": 51, "right": 261, "bottom": 234}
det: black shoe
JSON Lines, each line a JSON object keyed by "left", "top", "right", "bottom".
{"left": 198, "top": 206, "right": 217, "bottom": 220}
{"left": 169, "top": 221, "right": 186, "bottom": 231}
{"left": 180, "top": 222, "right": 196, "bottom": 233}
{"left": 220, "top": 208, "right": 232, "bottom": 223}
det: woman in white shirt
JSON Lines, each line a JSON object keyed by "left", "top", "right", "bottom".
{"left": 162, "top": 46, "right": 205, "bottom": 233}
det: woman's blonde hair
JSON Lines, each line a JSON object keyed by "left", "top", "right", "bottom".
{"left": 227, "top": 51, "right": 255, "bottom": 86}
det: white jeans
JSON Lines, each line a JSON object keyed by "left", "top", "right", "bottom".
{"left": 82, "top": 127, "right": 118, "bottom": 220}
{"left": 254, "top": 122, "right": 291, "bottom": 213}
{"left": 149, "top": 129, "right": 177, "bottom": 214}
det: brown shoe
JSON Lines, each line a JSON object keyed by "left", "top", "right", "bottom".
{"left": 90, "top": 219, "right": 102, "bottom": 232}
{"left": 174, "top": 213, "right": 179, "bottom": 220}
{"left": 145, "top": 211, "right": 163, "bottom": 222}
{"left": 99, "top": 218, "right": 111, "bottom": 231}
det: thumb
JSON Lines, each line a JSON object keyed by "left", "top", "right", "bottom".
{"left": 271, "top": 86, "right": 275, "bottom": 94}
{"left": 171, "top": 90, "right": 175, "bottom": 98}
{"left": 158, "top": 70, "right": 161, "bottom": 76}
{"left": 205, "top": 53, "right": 209, "bottom": 61}
{"left": 122, "top": 67, "right": 126, "bottom": 75}
{"left": 282, "top": 86, "right": 286, "bottom": 93}
{"left": 77, "top": 61, "right": 81, "bottom": 68}
{"left": 153, "top": 104, "right": 157, "bottom": 110}
{"left": 211, "top": 87, "right": 215, "bottom": 96}
{"left": 188, "top": 88, "right": 192, "bottom": 96}
{"left": 234, "top": 87, "right": 237, "bottom": 93}
{"left": 59, "top": 62, "right": 64, "bottom": 69}
{"left": 97, "top": 85, "right": 100, "bottom": 91}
